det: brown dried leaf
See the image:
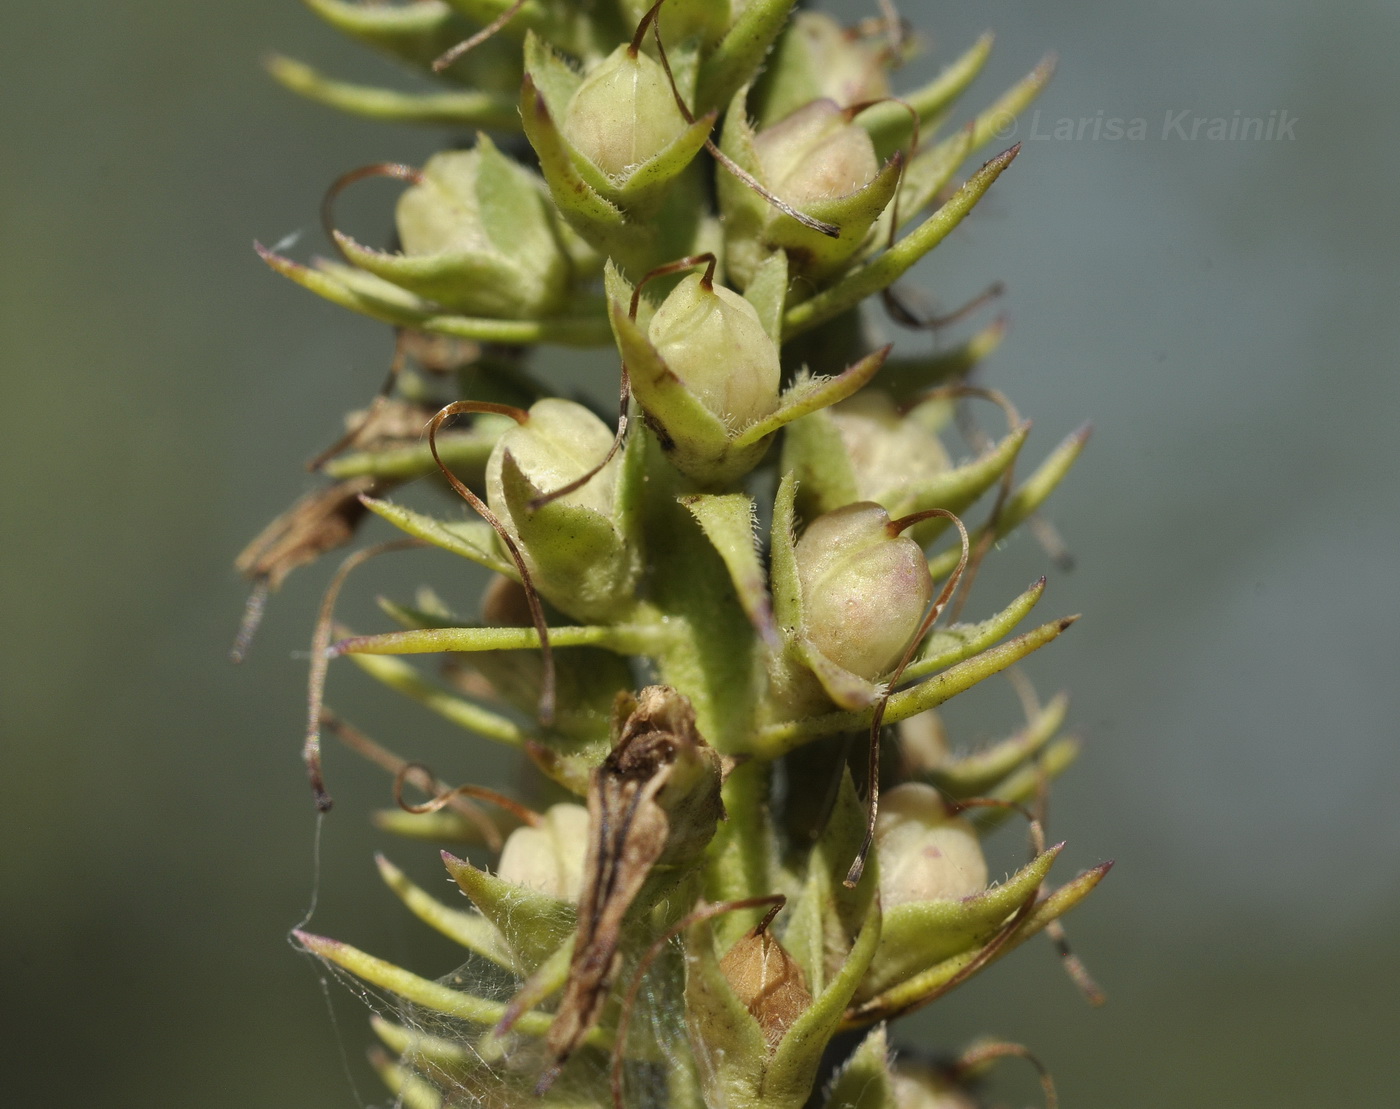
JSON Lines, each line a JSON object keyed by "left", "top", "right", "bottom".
{"left": 235, "top": 476, "right": 380, "bottom": 590}
{"left": 538, "top": 686, "right": 725, "bottom": 1090}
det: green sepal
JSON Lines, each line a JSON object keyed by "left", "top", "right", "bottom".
{"left": 756, "top": 615, "right": 1074, "bottom": 754}
{"left": 843, "top": 860, "right": 1112, "bottom": 1026}
{"left": 682, "top": 914, "right": 771, "bottom": 1107}
{"left": 876, "top": 317, "right": 1008, "bottom": 406}
{"left": 695, "top": 0, "right": 799, "bottom": 115}
{"left": 301, "top": 0, "right": 472, "bottom": 71}
{"left": 333, "top": 140, "right": 573, "bottom": 318}
{"left": 780, "top": 410, "right": 859, "bottom": 520}
{"left": 730, "top": 348, "right": 891, "bottom": 452}
{"left": 904, "top": 577, "right": 1046, "bottom": 682}
{"left": 362, "top": 495, "right": 518, "bottom": 578}
{"left": 742, "top": 249, "right": 789, "bottom": 344}
{"left": 782, "top": 146, "right": 1019, "bottom": 341}
{"left": 927, "top": 423, "right": 1090, "bottom": 579}
{"left": 681, "top": 493, "right": 779, "bottom": 648}
{"left": 792, "top": 634, "right": 881, "bottom": 711}
{"left": 371, "top": 1014, "right": 478, "bottom": 1077}
{"left": 892, "top": 422, "right": 1030, "bottom": 526}
{"left": 781, "top": 770, "right": 877, "bottom": 994}
{"left": 859, "top": 843, "right": 1063, "bottom": 1000}
{"left": 522, "top": 34, "right": 713, "bottom": 234}
{"left": 321, "top": 415, "right": 511, "bottom": 483}
{"left": 766, "top": 878, "right": 881, "bottom": 1107}
{"left": 440, "top": 850, "right": 576, "bottom": 971}
{"left": 372, "top": 806, "right": 503, "bottom": 844}
{"left": 266, "top": 54, "right": 520, "bottom": 128}
{"left": 293, "top": 929, "right": 556, "bottom": 1037}
{"left": 369, "top": 1046, "right": 444, "bottom": 1109}
{"left": 375, "top": 853, "right": 515, "bottom": 968}
{"left": 497, "top": 447, "right": 641, "bottom": 623}
{"left": 347, "top": 650, "right": 526, "bottom": 746}
{"left": 859, "top": 32, "right": 996, "bottom": 156}
{"left": 970, "top": 737, "right": 1081, "bottom": 833}
{"left": 928, "top": 692, "right": 1069, "bottom": 797}
{"left": 768, "top": 472, "right": 803, "bottom": 636}
{"left": 256, "top": 244, "right": 612, "bottom": 347}
{"left": 878, "top": 57, "right": 1055, "bottom": 242}
{"left": 822, "top": 1024, "right": 894, "bottom": 1109}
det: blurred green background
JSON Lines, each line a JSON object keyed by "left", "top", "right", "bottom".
{"left": 3, "top": 1, "right": 1397, "bottom": 1106}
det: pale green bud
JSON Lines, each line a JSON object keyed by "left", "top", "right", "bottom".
{"left": 485, "top": 398, "right": 641, "bottom": 622}
{"left": 875, "top": 783, "right": 988, "bottom": 908}
{"left": 487, "top": 399, "right": 618, "bottom": 519}
{"left": 754, "top": 98, "right": 880, "bottom": 208}
{"left": 794, "top": 502, "right": 933, "bottom": 681}
{"left": 647, "top": 272, "right": 781, "bottom": 429}
{"left": 357, "top": 140, "right": 571, "bottom": 317}
{"left": 496, "top": 803, "right": 590, "bottom": 902}
{"left": 563, "top": 45, "right": 689, "bottom": 180}
{"left": 830, "top": 391, "right": 952, "bottom": 503}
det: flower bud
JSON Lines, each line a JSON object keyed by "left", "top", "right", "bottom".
{"left": 718, "top": 94, "right": 899, "bottom": 289}
{"left": 647, "top": 273, "right": 782, "bottom": 429}
{"left": 794, "top": 502, "right": 933, "bottom": 681}
{"left": 563, "top": 45, "right": 689, "bottom": 180}
{"left": 753, "top": 98, "right": 880, "bottom": 210}
{"left": 718, "top": 925, "right": 811, "bottom": 1049}
{"left": 875, "top": 783, "right": 987, "bottom": 908}
{"left": 485, "top": 398, "right": 641, "bottom": 622}
{"left": 830, "top": 391, "right": 952, "bottom": 505}
{"left": 496, "top": 803, "right": 590, "bottom": 902}
{"left": 338, "top": 140, "right": 571, "bottom": 318}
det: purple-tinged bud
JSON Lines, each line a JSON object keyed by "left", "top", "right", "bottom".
{"left": 875, "top": 783, "right": 987, "bottom": 908}
{"left": 753, "top": 99, "right": 880, "bottom": 209}
{"left": 794, "top": 502, "right": 933, "bottom": 681}
{"left": 647, "top": 272, "right": 781, "bottom": 429}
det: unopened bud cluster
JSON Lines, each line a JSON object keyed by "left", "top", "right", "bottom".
{"left": 251, "top": 4, "right": 1100, "bottom": 1109}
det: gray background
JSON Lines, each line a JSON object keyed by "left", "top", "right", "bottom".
{"left": 2, "top": 1, "right": 1397, "bottom": 1105}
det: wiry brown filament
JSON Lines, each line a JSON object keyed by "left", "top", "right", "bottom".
{"left": 304, "top": 539, "right": 426, "bottom": 812}
{"left": 644, "top": 7, "right": 841, "bottom": 239}
{"left": 884, "top": 279, "right": 1007, "bottom": 333}
{"left": 951, "top": 1040, "right": 1059, "bottom": 1109}
{"left": 630, "top": 253, "right": 718, "bottom": 319}
{"left": 320, "top": 709, "right": 504, "bottom": 850}
{"left": 392, "top": 761, "right": 544, "bottom": 828}
{"left": 432, "top": 0, "right": 527, "bottom": 73}
{"left": 609, "top": 895, "right": 786, "bottom": 1109}
{"left": 426, "top": 401, "right": 558, "bottom": 726}
{"left": 306, "top": 329, "right": 410, "bottom": 472}
{"left": 845, "top": 509, "right": 970, "bottom": 888}
{"left": 320, "top": 163, "right": 424, "bottom": 266}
